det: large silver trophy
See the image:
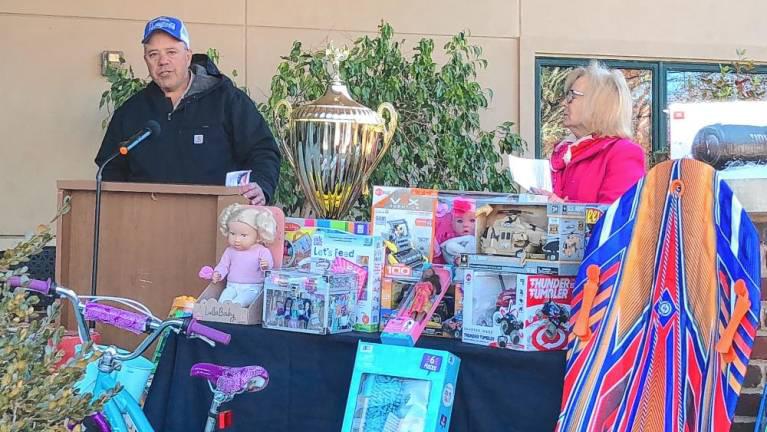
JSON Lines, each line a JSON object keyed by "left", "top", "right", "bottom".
{"left": 274, "top": 46, "right": 398, "bottom": 219}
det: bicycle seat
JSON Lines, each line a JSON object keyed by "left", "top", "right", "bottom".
{"left": 190, "top": 363, "right": 269, "bottom": 395}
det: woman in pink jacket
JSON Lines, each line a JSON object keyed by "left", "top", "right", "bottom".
{"left": 537, "top": 62, "right": 646, "bottom": 204}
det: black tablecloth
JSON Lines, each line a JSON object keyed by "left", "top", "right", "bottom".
{"left": 144, "top": 324, "right": 565, "bottom": 432}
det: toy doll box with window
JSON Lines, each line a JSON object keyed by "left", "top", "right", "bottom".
{"left": 371, "top": 186, "right": 438, "bottom": 271}
{"left": 309, "top": 230, "right": 385, "bottom": 332}
{"left": 341, "top": 342, "right": 461, "bottom": 432}
{"left": 380, "top": 265, "right": 452, "bottom": 346}
{"left": 461, "top": 269, "right": 575, "bottom": 351}
{"left": 283, "top": 217, "right": 370, "bottom": 269}
{"left": 261, "top": 269, "right": 357, "bottom": 335}
{"left": 193, "top": 206, "right": 285, "bottom": 325}
{"left": 463, "top": 200, "right": 608, "bottom": 276}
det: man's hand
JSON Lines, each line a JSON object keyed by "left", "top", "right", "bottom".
{"left": 240, "top": 182, "right": 266, "bottom": 206}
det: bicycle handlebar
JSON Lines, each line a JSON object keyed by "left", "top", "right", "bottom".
{"left": 187, "top": 319, "right": 231, "bottom": 345}
{"left": 7, "top": 276, "right": 53, "bottom": 295}
{"left": 83, "top": 302, "right": 149, "bottom": 335}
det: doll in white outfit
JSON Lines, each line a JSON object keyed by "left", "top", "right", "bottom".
{"left": 212, "top": 204, "right": 276, "bottom": 307}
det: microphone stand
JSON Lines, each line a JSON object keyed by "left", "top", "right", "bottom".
{"left": 91, "top": 151, "right": 121, "bottom": 297}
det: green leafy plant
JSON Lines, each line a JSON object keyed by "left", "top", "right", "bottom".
{"left": 0, "top": 207, "right": 112, "bottom": 431}
{"left": 261, "top": 22, "right": 525, "bottom": 217}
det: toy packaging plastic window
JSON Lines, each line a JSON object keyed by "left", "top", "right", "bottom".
{"left": 262, "top": 269, "right": 356, "bottom": 334}
{"left": 351, "top": 373, "right": 431, "bottom": 432}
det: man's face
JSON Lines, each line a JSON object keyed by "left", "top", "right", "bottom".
{"left": 143, "top": 31, "right": 192, "bottom": 95}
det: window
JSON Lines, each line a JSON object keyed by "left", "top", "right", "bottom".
{"left": 535, "top": 57, "right": 767, "bottom": 162}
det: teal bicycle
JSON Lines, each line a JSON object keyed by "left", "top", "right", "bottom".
{"left": 10, "top": 277, "right": 269, "bottom": 432}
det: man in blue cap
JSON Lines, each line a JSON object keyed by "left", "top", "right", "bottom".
{"left": 95, "top": 16, "right": 280, "bottom": 205}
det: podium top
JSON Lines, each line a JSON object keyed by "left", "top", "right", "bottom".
{"left": 58, "top": 180, "right": 242, "bottom": 196}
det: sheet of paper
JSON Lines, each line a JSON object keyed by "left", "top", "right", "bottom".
{"left": 507, "top": 155, "right": 552, "bottom": 192}
{"left": 225, "top": 170, "right": 252, "bottom": 186}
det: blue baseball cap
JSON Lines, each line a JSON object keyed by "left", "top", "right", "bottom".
{"left": 142, "top": 16, "right": 190, "bottom": 48}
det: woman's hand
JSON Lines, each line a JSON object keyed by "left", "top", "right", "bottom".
{"left": 529, "top": 187, "right": 567, "bottom": 203}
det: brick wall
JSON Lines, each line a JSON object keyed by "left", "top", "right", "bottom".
{"left": 734, "top": 223, "right": 767, "bottom": 431}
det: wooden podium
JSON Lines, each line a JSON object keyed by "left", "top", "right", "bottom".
{"left": 55, "top": 180, "right": 248, "bottom": 350}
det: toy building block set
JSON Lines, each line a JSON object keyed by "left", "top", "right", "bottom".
{"left": 380, "top": 265, "right": 452, "bottom": 346}
{"left": 262, "top": 269, "right": 357, "bottom": 334}
{"left": 309, "top": 230, "right": 385, "bottom": 332}
{"left": 462, "top": 200, "right": 609, "bottom": 276}
{"left": 342, "top": 342, "right": 461, "bottom": 432}
{"left": 372, "top": 186, "right": 438, "bottom": 272}
{"left": 194, "top": 205, "right": 285, "bottom": 325}
{"left": 461, "top": 269, "right": 574, "bottom": 351}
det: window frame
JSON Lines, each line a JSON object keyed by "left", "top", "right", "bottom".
{"left": 534, "top": 57, "right": 767, "bottom": 159}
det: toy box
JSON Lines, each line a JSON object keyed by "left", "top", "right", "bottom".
{"left": 342, "top": 342, "right": 461, "bottom": 432}
{"left": 462, "top": 200, "right": 608, "bottom": 276}
{"left": 283, "top": 217, "right": 370, "bottom": 268}
{"left": 423, "top": 281, "right": 463, "bottom": 339}
{"left": 372, "top": 186, "right": 438, "bottom": 270}
{"left": 380, "top": 266, "right": 452, "bottom": 346}
{"left": 262, "top": 269, "right": 357, "bottom": 334}
{"left": 193, "top": 206, "right": 285, "bottom": 325}
{"left": 462, "top": 269, "right": 575, "bottom": 351}
{"left": 432, "top": 190, "right": 540, "bottom": 266}
{"left": 309, "top": 230, "right": 385, "bottom": 332}
{"left": 380, "top": 266, "right": 463, "bottom": 339}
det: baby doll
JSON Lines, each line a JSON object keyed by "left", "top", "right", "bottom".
{"left": 434, "top": 198, "right": 477, "bottom": 265}
{"left": 213, "top": 204, "right": 277, "bottom": 307}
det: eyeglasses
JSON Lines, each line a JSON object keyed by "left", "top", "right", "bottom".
{"left": 564, "top": 89, "right": 585, "bottom": 104}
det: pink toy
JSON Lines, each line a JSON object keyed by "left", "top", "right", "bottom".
{"left": 381, "top": 265, "right": 451, "bottom": 347}
{"left": 330, "top": 257, "right": 368, "bottom": 301}
{"left": 433, "top": 197, "right": 477, "bottom": 264}
{"left": 208, "top": 204, "right": 277, "bottom": 307}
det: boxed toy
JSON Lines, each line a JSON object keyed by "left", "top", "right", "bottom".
{"left": 380, "top": 266, "right": 452, "bottom": 346}
{"left": 283, "top": 217, "right": 370, "bottom": 268}
{"left": 372, "top": 186, "right": 438, "bottom": 270}
{"left": 309, "top": 230, "right": 385, "bottom": 332}
{"left": 342, "top": 342, "right": 461, "bottom": 432}
{"left": 262, "top": 269, "right": 357, "bottom": 334}
{"left": 462, "top": 269, "right": 574, "bottom": 351}
{"left": 462, "top": 200, "right": 608, "bottom": 276}
{"left": 431, "top": 190, "right": 536, "bottom": 265}
{"left": 423, "top": 281, "right": 463, "bottom": 339}
{"left": 193, "top": 205, "right": 285, "bottom": 325}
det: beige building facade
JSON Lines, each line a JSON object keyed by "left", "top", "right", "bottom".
{"left": 1, "top": 0, "right": 765, "bottom": 243}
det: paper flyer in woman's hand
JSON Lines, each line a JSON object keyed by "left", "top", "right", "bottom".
{"left": 507, "top": 155, "right": 552, "bottom": 192}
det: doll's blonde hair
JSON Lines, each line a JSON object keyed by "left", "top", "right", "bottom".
{"left": 218, "top": 204, "right": 276, "bottom": 245}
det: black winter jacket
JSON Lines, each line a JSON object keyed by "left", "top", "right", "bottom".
{"left": 95, "top": 54, "right": 281, "bottom": 201}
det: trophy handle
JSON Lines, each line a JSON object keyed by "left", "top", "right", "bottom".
{"left": 273, "top": 99, "right": 297, "bottom": 170}
{"left": 366, "top": 102, "right": 399, "bottom": 178}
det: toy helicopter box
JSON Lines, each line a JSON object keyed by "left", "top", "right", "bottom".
{"left": 461, "top": 269, "right": 574, "bottom": 351}
{"left": 262, "top": 269, "right": 357, "bottom": 335}
{"left": 464, "top": 199, "right": 608, "bottom": 276}
{"left": 283, "top": 218, "right": 370, "bottom": 269}
{"left": 342, "top": 342, "right": 461, "bottom": 432}
{"left": 371, "top": 186, "right": 438, "bottom": 271}
{"left": 309, "top": 230, "right": 385, "bottom": 332}
{"left": 380, "top": 266, "right": 452, "bottom": 347}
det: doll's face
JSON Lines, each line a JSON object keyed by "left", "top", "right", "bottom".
{"left": 451, "top": 211, "right": 476, "bottom": 236}
{"left": 227, "top": 221, "right": 259, "bottom": 251}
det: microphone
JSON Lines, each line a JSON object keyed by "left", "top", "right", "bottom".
{"left": 91, "top": 120, "right": 161, "bottom": 297}
{"left": 119, "top": 120, "right": 161, "bottom": 155}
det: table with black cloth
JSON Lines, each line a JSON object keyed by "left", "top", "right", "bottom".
{"left": 144, "top": 324, "right": 566, "bottom": 432}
